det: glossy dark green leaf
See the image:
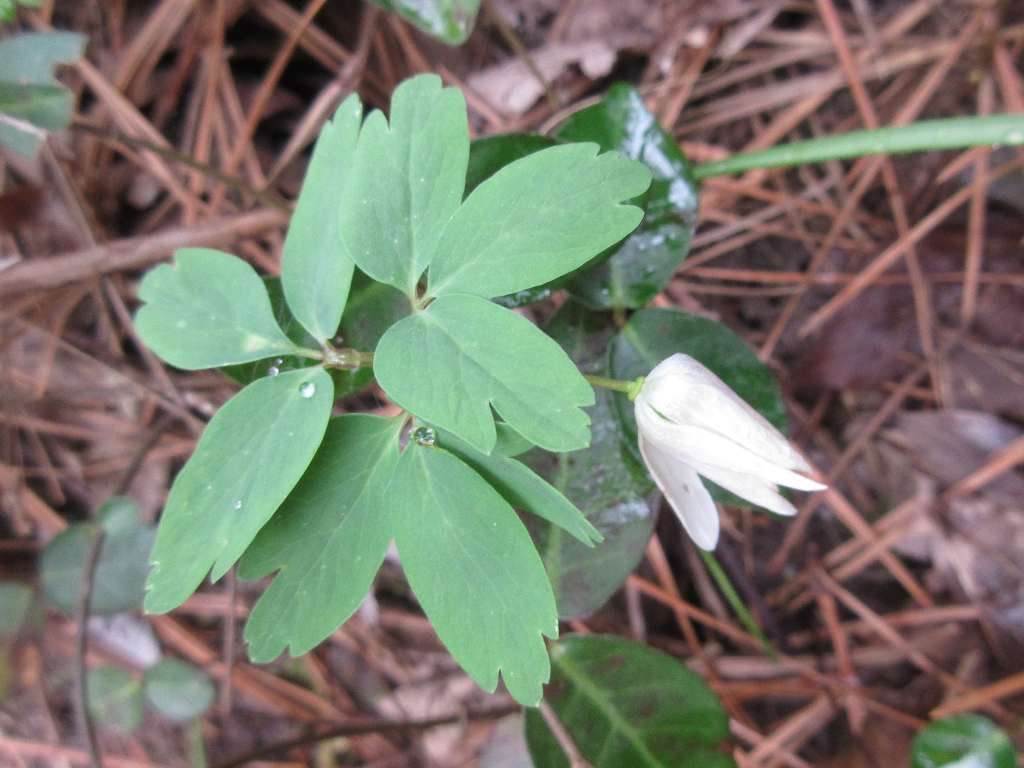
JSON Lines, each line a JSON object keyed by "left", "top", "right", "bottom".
{"left": 525, "top": 635, "right": 734, "bottom": 768}
{"left": 436, "top": 428, "right": 602, "bottom": 546}
{"left": 239, "top": 414, "right": 403, "bottom": 662}
{"left": 282, "top": 94, "right": 362, "bottom": 343}
{"left": 0, "top": 31, "right": 84, "bottom": 156}
{"left": 135, "top": 249, "right": 299, "bottom": 370}
{"left": 524, "top": 303, "right": 655, "bottom": 618}
{"left": 911, "top": 715, "right": 1016, "bottom": 768}
{"left": 0, "top": 583, "right": 32, "bottom": 638}
{"left": 428, "top": 143, "right": 650, "bottom": 299}
{"left": 374, "top": 293, "right": 593, "bottom": 454}
{"left": 143, "top": 658, "right": 215, "bottom": 722}
{"left": 144, "top": 368, "right": 333, "bottom": 614}
{"left": 392, "top": 442, "right": 557, "bottom": 706}
{"left": 222, "top": 273, "right": 407, "bottom": 397}
{"left": 609, "top": 308, "right": 787, "bottom": 508}
{"left": 87, "top": 666, "right": 143, "bottom": 735}
{"left": 370, "top": 0, "right": 481, "bottom": 45}
{"left": 41, "top": 498, "right": 155, "bottom": 616}
{"left": 339, "top": 74, "right": 468, "bottom": 295}
{"left": 556, "top": 84, "right": 699, "bottom": 310}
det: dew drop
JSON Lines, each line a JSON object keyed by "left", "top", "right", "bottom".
{"left": 412, "top": 426, "right": 436, "bottom": 447}
{"left": 299, "top": 381, "right": 317, "bottom": 398}
{"left": 232, "top": 499, "right": 243, "bottom": 510}
{"left": 268, "top": 365, "right": 280, "bottom": 377}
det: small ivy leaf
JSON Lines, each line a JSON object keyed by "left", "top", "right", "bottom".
{"left": 436, "top": 428, "right": 602, "bottom": 546}
{"left": 609, "top": 308, "right": 787, "bottom": 507}
{"left": 911, "top": 714, "right": 1016, "bottom": 768}
{"left": 142, "top": 658, "right": 215, "bottom": 722}
{"left": 427, "top": 143, "right": 651, "bottom": 299}
{"left": 144, "top": 368, "right": 333, "bottom": 614}
{"left": 239, "top": 414, "right": 403, "bottom": 662}
{"left": 392, "top": 443, "right": 557, "bottom": 706}
{"left": 41, "top": 497, "right": 155, "bottom": 616}
{"left": 524, "top": 635, "right": 734, "bottom": 767}
{"left": 135, "top": 249, "right": 299, "bottom": 370}
{"left": 374, "top": 293, "right": 593, "bottom": 455}
{"left": 0, "top": 31, "right": 85, "bottom": 156}
{"left": 369, "top": 0, "right": 481, "bottom": 45}
{"left": 340, "top": 74, "right": 468, "bottom": 296}
{"left": 282, "top": 94, "right": 363, "bottom": 343}
{"left": 87, "top": 666, "right": 143, "bottom": 735}
{"left": 556, "top": 84, "right": 700, "bottom": 311}
{"left": 223, "top": 273, "right": 409, "bottom": 397}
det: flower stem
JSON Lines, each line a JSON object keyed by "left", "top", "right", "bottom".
{"left": 699, "top": 550, "right": 776, "bottom": 658}
{"left": 584, "top": 374, "right": 644, "bottom": 401}
{"left": 692, "top": 113, "right": 1024, "bottom": 180}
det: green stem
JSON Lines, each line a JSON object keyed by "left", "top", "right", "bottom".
{"left": 292, "top": 347, "right": 325, "bottom": 361}
{"left": 584, "top": 374, "right": 644, "bottom": 400}
{"left": 692, "top": 113, "right": 1024, "bottom": 180}
{"left": 699, "top": 549, "right": 776, "bottom": 658}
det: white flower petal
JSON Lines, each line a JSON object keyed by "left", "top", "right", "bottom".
{"left": 637, "top": 400, "right": 825, "bottom": 493}
{"left": 639, "top": 435, "right": 719, "bottom": 550}
{"left": 686, "top": 461, "right": 798, "bottom": 517}
{"left": 644, "top": 354, "right": 811, "bottom": 471}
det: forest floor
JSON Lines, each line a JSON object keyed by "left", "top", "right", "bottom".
{"left": 1, "top": 1, "right": 1023, "bottom": 766}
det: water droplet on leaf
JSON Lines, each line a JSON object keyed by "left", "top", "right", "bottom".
{"left": 232, "top": 499, "right": 242, "bottom": 510}
{"left": 412, "top": 426, "right": 436, "bottom": 447}
{"left": 299, "top": 381, "right": 316, "bottom": 398}
{"left": 268, "top": 365, "right": 280, "bottom": 377}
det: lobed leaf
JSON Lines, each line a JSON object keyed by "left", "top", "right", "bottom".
{"left": 239, "top": 414, "right": 403, "bottom": 661}
{"left": 87, "top": 666, "right": 143, "bottom": 735}
{"left": 427, "top": 143, "right": 651, "bottom": 299}
{"left": 144, "top": 368, "right": 333, "bottom": 614}
{"left": 556, "top": 84, "right": 699, "bottom": 310}
{"left": 339, "top": 74, "right": 468, "bottom": 296}
{"left": 135, "top": 249, "right": 298, "bottom": 370}
{"left": 392, "top": 442, "right": 557, "bottom": 706}
{"left": 523, "top": 302, "right": 655, "bottom": 618}
{"left": 374, "top": 293, "right": 593, "bottom": 454}
{"left": 282, "top": 94, "right": 363, "bottom": 343}
{"left": 437, "top": 428, "right": 602, "bottom": 546}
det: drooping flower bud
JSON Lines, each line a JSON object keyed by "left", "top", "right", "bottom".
{"left": 634, "top": 354, "right": 826, "bottom": 550}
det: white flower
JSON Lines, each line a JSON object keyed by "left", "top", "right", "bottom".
{"left": 634, "top": 353, "right": 826, "bottom": 550}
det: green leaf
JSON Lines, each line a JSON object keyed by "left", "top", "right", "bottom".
{"left": 41, "top": 498, "right": 155, "bottom": 616}
{"left": 282, "top": 94, "right": 363, "bottom": 343}
{"left": 0, "top": 583, "right": 32, "bottom": 638}
{"left": 525, "top": 303, "right": 655, "bottom": 618}
{"left": 144, "top": 368, "right": 333, "bottom": 614}
{"left": 370, "top": 0, "right": 481, "bottom": 45}
{"left": 428, "top": 143, "right": 651, "bottom": 299}
{"left": 340, "top": 74, "right": 468, "bottom": 295}
{"left": 374, "top": 293, "right": 594, "bottom": 454}
{"left": 222, "top": 273, "right": 407, "bottom": 397}
{"left": 135, "top": 249, "right": 299, "bottom": 370}
{"left": 609, "top": 308, "right": 787, "bottom": 506}
{"left": 0, "top": 31, "right": 85, "bottom": 156}
{"left": 524, "top": 635, "right": 734, "bottom": 768}
{"left": 143, "top": 658, "right": 215, "bottom": 722}
{"left": 239, "top": 414, "right": 403, "bottom": 662}
{"left": 556, "top": 84, "right": 699, "bottom": 310}
{"left": 911, "top": 715, "right": 1016, "bottom": 768}
{"left": 466, "top": 134, "right": 560, "bottom": 194}
{"left": 436, "top": 428, "right": 602, "bottom": 546}
{"left": 87, "top": 666, "right": 143, "bottom": 735}
{"left": 392, "top": 443, "right": 557, "bottom": 706}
